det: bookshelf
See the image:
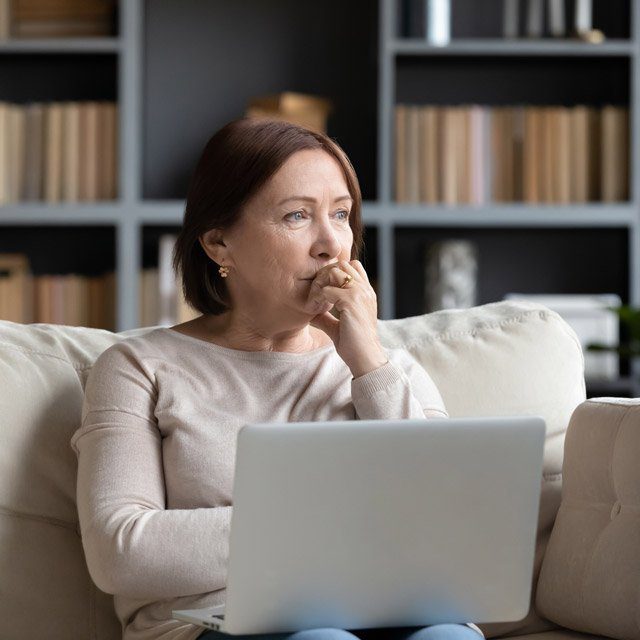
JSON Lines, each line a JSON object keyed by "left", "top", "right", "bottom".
{"left": 1, "top": 0, "right": 639, "bottom": 389}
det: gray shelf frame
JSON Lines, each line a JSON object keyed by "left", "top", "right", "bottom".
{"left": 0, "top": 0, "right": 638, "bottom": 333}
{"left": 0, "top": 37, "right": 121, "bottom": 53}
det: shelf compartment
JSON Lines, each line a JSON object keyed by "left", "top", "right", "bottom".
{"left": 394, "top": 0, "right": 631, "bottom": 40}
{"left": 0, "top": 225, "right": 116, "bottom": 329}
{"left": 394, "top": 225, "right": 629, "bottom": 320}
{"left": 0, "top": 54, "right": 117, "bottom": 102}
{"left": 395, "top": 55, "right": 629, "bottom": 106}
{"left": 142, "top": 0, "right": 378, "bottom": 202}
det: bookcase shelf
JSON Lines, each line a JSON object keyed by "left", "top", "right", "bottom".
{"left": 0, "top": 203, "right": 122, "bottom": 224}
{"left": 128, "top": 200, "right": 639, "bottom": 228}
{"left": 1, "top": 0, "right": 639, "bottom": 340}
{"left": 390, "top": 39, "right": 635, "bottom": 56}
{"left": 0, "top": 38, "right": 121, "bottom": 54}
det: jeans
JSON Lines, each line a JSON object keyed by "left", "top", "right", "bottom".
{"left": 198, "top": 623, "right": 482, "bottom": 640}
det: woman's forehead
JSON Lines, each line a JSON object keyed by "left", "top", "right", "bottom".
{"left": 266, "top": 151, "right": 349, "bottom": 197}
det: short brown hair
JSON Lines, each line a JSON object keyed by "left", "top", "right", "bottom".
{"left": 172, "top": 118, "right": 364, "bottom": 316}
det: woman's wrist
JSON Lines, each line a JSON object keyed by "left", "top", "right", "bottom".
{"left": 349, "top": 350, "right": 389, "bottom": 379}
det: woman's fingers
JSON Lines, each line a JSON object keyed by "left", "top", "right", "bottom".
{"left": 350, "top": 260, "right": 370, "bottom": 283}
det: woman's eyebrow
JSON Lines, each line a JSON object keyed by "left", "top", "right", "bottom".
{"left": 277, "top": 195, "right": 353, "bottom": 205}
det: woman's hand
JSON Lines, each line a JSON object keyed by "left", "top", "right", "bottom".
{"left": 306, "top": 260, "right": 388, "bottom": 378}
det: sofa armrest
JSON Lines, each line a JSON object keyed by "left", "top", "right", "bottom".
{"left": 536, "top": 398, "right": 640, "bottom": 640}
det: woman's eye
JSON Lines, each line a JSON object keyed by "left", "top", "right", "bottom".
{"left": 336, "top": 210, "right": 350, "bottom": 220}
{"left": 286, "top": 211, "right": 305, "bottom": 222}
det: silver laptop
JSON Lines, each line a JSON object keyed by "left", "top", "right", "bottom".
{"left": 173, "top": 416, "right": 545, "bottom": 635}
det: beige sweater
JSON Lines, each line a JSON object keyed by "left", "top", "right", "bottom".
{"left": 71, "top": 327, "right": 449, "bottom": 640}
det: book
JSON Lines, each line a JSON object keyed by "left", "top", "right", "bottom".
{"left": 547, "top": 0, "right": 565, "bottom": 37}
{"left": 556, "top": 107, "right": 571, "bottom": 203}
{"left": 246, "top": 92, "right": 332, "bottom": 134}
{"left": 23, "top": 103, "right": 44, "bottom": 201}
{"left": 0, "top": 102, "right": 11, "bottom": 204}
{"left": 441, "top": 107, "right": 458, "bottom": 204}
{"left": 503, "top": 0, "right": 520, "bottom": 39}
{"left": 419, "top": 106, "right": 440, "bottom": 204}
{"left": 44, "top": 102, "right": 63, "bottom": 203}
{"left": 79, "top": 102, "right": 99, "bottom": 201}
{"left": 8, "top": 105, "right": 26, "bottom": 203}
{"left": 0, "top": 0, "right": 10, "bottom": 39}
{"left": 395, "top": 104, "right": 407, "bottom": 203}
{"left": 526, "top": 0, "right": 544, "bottom": 38}
{"left": 426, "top": 0, "right": 450, "bottom": 46}
{"left": 158, "top": 234, "right": 178, "bottom": 326}
{"left": 140, "top": 268, "right": 159, "bottom": 327}
{"left": 523, "top": 107, "right": 542, "bottom": 203}
{"left": 406, "top": 105, "right": 420, "bottom": 203}
{"left": 601, "top": 105, "right": 628, "bottom": 202}
{"left": 570, "top": 106, "right": 589, "bottom": 202}
{"left": 574, "top": 0, "right": 592, "bottom": 34}
{"left": 62, "top": 102, "right": 80, "bottom": 202}
{"left": 99, "top": 101, "right": 118, "bottom": 199}
{"left": 0, "top": 253, "right": 30, "bottom": 323}
{"left": 468, "top": 106, "right": 480, "bottom": 204}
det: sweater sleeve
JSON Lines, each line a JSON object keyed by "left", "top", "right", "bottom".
{"left": 350, "top": 347, "right": 449, "bottom": 420}
{"left": 70, "top": 342, "right": 232, "bottom": 600}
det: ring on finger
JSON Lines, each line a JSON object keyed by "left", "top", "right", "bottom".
{"left": 339, "top": 274, "right": 353, "bottom": 289}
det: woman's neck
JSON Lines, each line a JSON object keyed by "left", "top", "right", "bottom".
{"left": 186, "top": 312, "right": 331, "bottom": 354}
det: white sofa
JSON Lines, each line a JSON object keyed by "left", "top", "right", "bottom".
{"left": 1, "top": 300, "right": 638, "bottom": 640}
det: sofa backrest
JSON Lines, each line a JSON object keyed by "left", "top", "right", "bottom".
{"left": 0, "top": 300, "right": 586, "bottom": 640}
{"left": 378, "top": 300, "right": 586, "bottom": 637}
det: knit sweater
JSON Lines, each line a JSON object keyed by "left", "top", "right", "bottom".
{"left": 70, "top": 327, "right": 450, "bottom": 640}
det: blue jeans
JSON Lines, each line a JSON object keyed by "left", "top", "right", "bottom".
{"left": 198, "top": 623, "right": 481, "bottom": 640}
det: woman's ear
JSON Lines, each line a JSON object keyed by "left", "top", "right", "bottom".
{"left": 199, "top": 229, "right": 233, "bottom": 267}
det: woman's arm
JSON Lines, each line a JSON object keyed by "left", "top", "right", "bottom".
{"left": 71, "top": 342, "right": 231, "bottom": 600}
{"left": 350, "top": 347, "right": 449, "bottom": 420}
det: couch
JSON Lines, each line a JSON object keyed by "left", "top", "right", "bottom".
{"left": 1, "top": 299, "right": 638, "bottom": 640}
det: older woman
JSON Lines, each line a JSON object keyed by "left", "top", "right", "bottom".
{"left": 71, "top": 119, "right": 481, "bottom": 640}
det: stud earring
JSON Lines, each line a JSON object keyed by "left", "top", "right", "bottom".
{"left": 218, "top": 265, "right": 230, "bottom": 278}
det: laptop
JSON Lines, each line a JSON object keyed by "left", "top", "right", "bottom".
{"left": 173, "top": 416, "right": 545, "bottom": 635}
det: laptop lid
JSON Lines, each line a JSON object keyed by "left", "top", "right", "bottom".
{"left": 220, "top": 416, "right": 545, "bottom": 635}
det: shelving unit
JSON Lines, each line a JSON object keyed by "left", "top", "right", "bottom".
{"left": 1, "top": 0, "right": 639, "bottom": 397}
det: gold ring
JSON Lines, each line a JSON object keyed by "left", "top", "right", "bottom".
{"left": 340, "top": 274, "right": 353, "bottom": 289}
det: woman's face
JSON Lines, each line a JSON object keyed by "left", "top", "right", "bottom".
{"left": 202, "top": 148, "right": 355, "bottom": 320}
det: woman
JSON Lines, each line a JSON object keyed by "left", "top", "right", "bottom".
{"left": 71, "top": 118, "right": 482, "bottom": 640}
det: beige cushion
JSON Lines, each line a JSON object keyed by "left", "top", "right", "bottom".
{"left": 0, "top": 322, "right": 153, "bottom": 640}
{"left": 0, "top": 300, "right": 585, "bottom": 639}
{"left": 536, "top": 398, "right": 640, "bottom": 640}
{"left": 379, "top": 300, "right": 586, "bottom": 638}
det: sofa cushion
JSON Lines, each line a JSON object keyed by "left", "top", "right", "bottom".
{"left": 379, "top": 300, "right": 586, "bottom": 637}
{"left": 0, "top": 321, "right": 156, "bottom": 640}
{"left": 536, "top": 398, "right": 640, "bottom": 640}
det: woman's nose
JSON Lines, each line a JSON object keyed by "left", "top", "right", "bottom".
{"left": 312, "top": 221, "right": 342, "bottom": 259}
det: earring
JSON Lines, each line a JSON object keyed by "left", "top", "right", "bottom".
{"left": 218, "top": 265, "right": 230, "bottom": 278}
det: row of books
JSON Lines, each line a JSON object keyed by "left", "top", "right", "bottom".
{"left": 397, "top": 0, "right": 604, "bottom": 41}
{"left": 0, "top": 101, "right": 118, "bottom": 205}
{"left": 140, "top": 234, "right": 202, "bottom": 328}
{"left": 0, "top": 238, "right": 198, "bottom": 329}
{"left": 0, "top": 254, "right": 116, "bottom": 328}
{"left": 395, "top": 104, "right": 629, "bottom": 204}
{"left": 0, "top": 0, "right": 116, "bottom": 39}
